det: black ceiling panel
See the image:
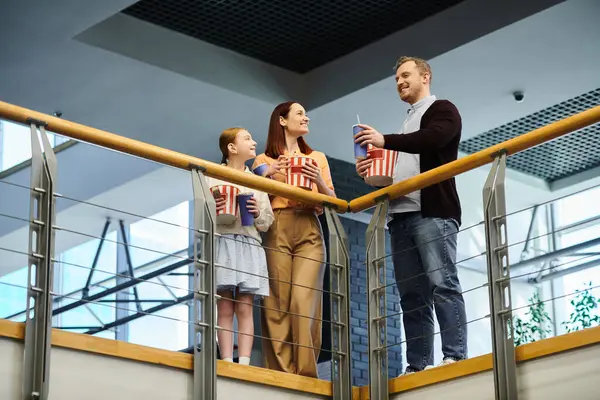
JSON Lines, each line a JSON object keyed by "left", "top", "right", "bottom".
{"left": 122, "top": 0, "right": 465, "bottom": 73}
{"left": 459, "top": 88, "right": 600, "bottom": 183}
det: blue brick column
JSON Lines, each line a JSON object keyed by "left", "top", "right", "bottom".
{"left": 340, "top": 217, "right": 403, "bottom": 386}
{"left": 325, "top": 155, "right": 404, "bottom": 385}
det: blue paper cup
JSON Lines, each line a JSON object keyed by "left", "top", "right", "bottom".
{"left": 353, "top": 124, "right": 368, "bottom": 159}
{"left": 253, "top": 163, "right": 269, "bottom": 177}
{"left": 237, "top": 193, "right": 255, "bottom": 227}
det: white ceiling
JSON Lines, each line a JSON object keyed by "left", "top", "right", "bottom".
{"left": 1, "top": 0, "right": 599, "bottom": 277}
{"left": 0, "top": 0, "right": 277, "bottom": 159}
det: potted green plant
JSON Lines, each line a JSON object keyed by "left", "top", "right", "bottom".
{"left": 512, "top": 292, "right": 553, "bottom": 347}
{"left": 562, "top": 281, "right": 600, "bottom": 333}
{"left": 512, "top": 282, "right": 600, "bottom": 346}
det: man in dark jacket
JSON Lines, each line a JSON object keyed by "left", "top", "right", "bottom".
{"left": 354, "top": 56, "right": 468, "bottom": 374}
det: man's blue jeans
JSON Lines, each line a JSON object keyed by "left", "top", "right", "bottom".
{"left": 388, "top": 212, "right": 467, "bottom": 371}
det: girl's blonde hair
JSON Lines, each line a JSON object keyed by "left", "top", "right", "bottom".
{"left": 219, "top": 127, "right": 246, "bottom": 164}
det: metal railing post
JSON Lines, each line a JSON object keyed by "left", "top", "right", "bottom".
{"left": 22, "top": 120, "right": 58, "bottom": 400}
{"left": 483, "top": 151, "right": 518, "bottom": 400}
{"left": 365, "top": 200, "right": 389, "bottom": 400}
{"left": 190, "top": 167, "right": 217, "bottom": 400}
{"left": 324, "top": 207, "right": 352, "bottom": 400}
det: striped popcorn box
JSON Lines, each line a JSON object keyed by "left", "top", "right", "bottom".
{"left": 364, "top": 144, "right": 398, "bottom": 187}
{"left": 287, "top": 156, "right": 317, "bottom": 191}
{"left": 210, "top": 184, "right": 240, "bottom": 225}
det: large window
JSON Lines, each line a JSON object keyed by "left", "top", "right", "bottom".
{"left": 554, "top": 186, "right": 600, "bottom": 332}
{"left": 0, "top": 266, "right": 28, "bottom": 319}
{"left": 60, "top": 231, "right": 118, "bottom": 294}
{"left": 557, "top": 224, "right": 600, "bottom": 316}
{"left": 56, "top": 231, "right": 118, "bottom": 340}
{"left": 128, "top": 304, "right": 190, "bottom": 351}
{"left": 129, "top": 201, "right": 189, "bottom": 267}
{"left": 0, "top": 120, "right": 68, "bottom": 172}
{"left": 127, "top": 200, "right": 190, "bottom": 349}
{"left": 0, "top": 198, "right": 192, "bottom": 348}
{"left": 555, "top": 185, "right": 600, "bottom": 227}
{"left": 52, "top": 200, "right": 190, "bottom": 347}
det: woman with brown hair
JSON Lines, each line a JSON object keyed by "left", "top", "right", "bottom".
{"left": 253, "top": 101, "right": 335, "bottom": 378}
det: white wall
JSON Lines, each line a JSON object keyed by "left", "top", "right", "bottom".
{"left": 4, "top": 332, "right": 599, "bottom": 400}
{"left": 0, "top": 337, "right": 328, "bottom": 400}
{"left": 390, "top": 343, "right": 600, "bottom": 399}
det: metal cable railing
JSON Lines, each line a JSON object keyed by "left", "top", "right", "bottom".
{"left": 376, "top": 282, "right": 489, "bottom": 324}
{"left": 360, "top": 149, "right": 600, "bottom": 399}
{"left": 1, "top": 262, "right": 337, "bottom": 354}
{"left": 371, "top": 197, "right": 600, "bottom": 293}
{"left": 375, "top": 253, "right": 600, "bottom": 353}
{"left": 0, "top": 239, "right": 336, "bottom": 337}
{"left": 54, "top": 217, "right": 337, "bottom": 295}
{"left": 509, "top": 283, "right": 600, "bottom": 315}
{"left": 381, "top": 315, "right": 491, "bottom": 352}
{"left": 0, "top": 188, "right": 344, "bottom": 388}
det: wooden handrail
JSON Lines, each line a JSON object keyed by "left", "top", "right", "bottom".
{"left": 349, "top": 105, "right": 600, "bottom": 213}
{"left": 3, "top": 99, "right": 599, "bottom": 215}
{"left": 0, "top": 100, "right": 349, "bottom": 213}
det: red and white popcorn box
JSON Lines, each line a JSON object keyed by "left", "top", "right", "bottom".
{"left": 211, "top": 184, "right": 239, "bottom": 224}
{"left": 364, "top": 144, "right": 398, "bottom": 187}
{"left": 287, "top": 156, "right": 318, "bottom": 191}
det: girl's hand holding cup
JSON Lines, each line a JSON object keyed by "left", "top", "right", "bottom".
{"left": 245, "top": 197, "right": 261, "bottom": 218}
